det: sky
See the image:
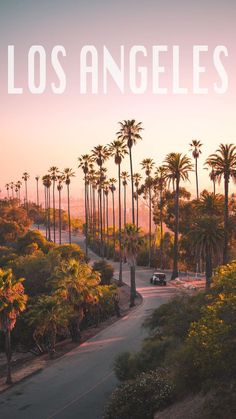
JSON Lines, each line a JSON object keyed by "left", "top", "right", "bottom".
{"left": 0, "top": 0, "right": 235, "bottom": 204}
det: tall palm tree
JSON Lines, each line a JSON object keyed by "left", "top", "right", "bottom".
{"left": 0, "top": 268, "right": 27, "bottom": 384}
{"left": 109, "top": 140, "right": 128, "bottom": 284}
{"left": 205, "top": 144, "right": 236, "bottom": 264}
{"left": 16, "top": 181, "right": 22, "bottom": 202}
{"left": 49, "top": 167, "right": 59, "bottom": 243}
{"left": 109, "top": 178, "right": 117, "bottom": 254}
{"left": 10, "top": 182, "right": 14, "bottom": 199}
{"left": 57, "top": 175, "right": 64, "bottom": 245}
{"left": 117, "top": 120, "right": 143, "bottom": 224}
{"left": 154, "top": 166, "right": 167, "bottom": 269}
{"left": 35, "top": 176, "right": 40, "bottom": 229}
{"left": 78, "top": 155, "right": 93, "bottom": 257}
{"left": 121, "top": 171, "right": 130, "bottom": 227}
{"left": 5, "top": 184, "right": 10, "bottom": 200}
{"left": 123, "top": 224, "right": 144, "bottom": 307}
{"left": 189, "top": 139, "right": 202, "bottom": 199}
{"left": 141, "top": 158, "right": 155, "bottom": 267}
{"left": 22, "top": 172, "right": 30, "bottom": 212}
{"left": 197, "top": 190, "right": 224, "bottom": 217}
{"left": 42, "top": 175, "right": 52, "bottom": 241}
{"left": 133, "top": 173, "right": 142, "bottom": 228}
{"left": 91, "top": 145, "right": 110, "bottom": 257}
{"left": 188, "top": 217, "right": 224, "bottom": 289}
{"left": 63, "top": 168, "right": 75, "bottom": 245}
{"left": 163, "top": 153, "right": 193, "bottom": 279}
{"left": 104, "top": 182, "right": 110, "bottom": 254}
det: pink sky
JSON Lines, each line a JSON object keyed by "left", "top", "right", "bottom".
{"left": 0, "top": 0, "right": 235, "bottom": 203}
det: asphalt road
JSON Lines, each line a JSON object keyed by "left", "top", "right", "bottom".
{"left": 0, "top": 233, "right": 176, "bottom": 419}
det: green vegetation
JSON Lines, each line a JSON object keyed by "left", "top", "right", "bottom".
{"left": 106, "top": 261, "right": 236, "bottom": 418}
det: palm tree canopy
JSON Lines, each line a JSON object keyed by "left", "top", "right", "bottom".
{"left": 140, "top": 158, "right": 155, "bottom": 177}
{"left": 197, "top": 190, "right": 224, "bottom": 217}
{"left": 63, "top": 168, "right": 75, "bottom": 185}
{"left": 117, "top": 119, "right": 143, "bottom": 149}
{"left": 109, "top": 140, "right": 128, "bottom": 165}
{"left": 22, "top": 172, "right": 30, "bottom": 181}
{"left": 121, "top": 171, "right": 130, "bottom": 185}
{"left": 0, "top": 268, "right": 27, "bottom": 333}
{"left": 205, "top": 143, "right": 236, "bottom": 183}
{"left": 188, "top": 216, "right": 224, "bottom": 259}
{"left": 123, "top": 224, "right": 144, "bottom": 266}
{"left": 163, "top": 153, "right": 193, "bottom": 186}
{"left": 91, "top": 145, "right": 110, "bottom": 167}
{"left": 78, "top": 154, "right": 93, "bottom": 174}
{"left": 49, "top": 167, "right": 59, "bottom": 181}
{"left": 189, "top": 139, "right": 202, "bottom": 159}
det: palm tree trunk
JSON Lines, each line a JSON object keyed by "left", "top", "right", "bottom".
{"left": 5, "top": 329, "right": 12, "bottom": 385}
{"left": 67, "top": 184, "right": 71, "bottom": 244}
{"left": 223, "top": 176, "right": 229, "bottom": 264}
{"left": 59, "top": 188, "right": 62, "bottom": 245}
{"left": 112, "top": 191, "right": 115, "bottom": 256}
{"left": 129, "top": 146, "right": 135, "bottom": 224}
{"left": 124, "top": 185, "right": 126, "bottom": 227}
{"left": 213, "top": 179, "right": 216, "bottom": 196}
{"left": 36, "top": 180, "right": 39, "bottom": 229}
{"left": 44, "top": 187, "right": 48, "bottom": 239}
{"left": 136, "top": 188, "right": 139, "bottom": 228}
{"left": 118, "top": 164, "right": 122, "bottom": 285}
{"left": 195, "top": 157, "right": 199, "bottom": 200}
{"left": 171, "top": 179, "right": 179, "bottom": 279}
{"left": 25, "top": 180, "right": 28, "bottom": 213}
{"left": 84, "top": 175, "right": 88, "bottom": 257}
{"left": 130, "top": 265, "right": 136, "bottom": 307}
{"left": 106, "top": 194, "right": 109, "bottom": 256}
{"left": 52, "top": 180, "right": 56, "bottom": 243}
{"left": 99, "top": 179, "right": 104, "bottom": 258}
{"left": 48, "top": 187, "right": 51, "bottom": 241}
{"left": 160, "top": 189, "right": 163, "bottom": 269}
{"left": 148, "top": 185, "right": 152, "bottom": 268}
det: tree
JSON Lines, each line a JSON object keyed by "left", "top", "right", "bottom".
{"left": 121, "top": 171, "right": 130, "bottom": 227}
{"left": 22, "top": 172, "right": 30, "bottom": 212}
{"left": 91, "top": 145, "right": 110, "bottom": 257}
{"left": 49, "top": 167, "right": 59, "bottom": 243}
{"left": 133, "top": 173, "right": 142, "bottom": 228}
{"left": 197, "top": 190, "right": 224, "bottom": 217}
{"left": 27, "top": 294, "right": 71, "bottom": 358}
{"left": 117, "top": 120, "right": 143, "bottom": 224}
{"left": 35, "top": 176, "right": 40, "bottom": 229}
{"left": 42, "top": 175, "right": 52, "bottom": 241}
{"left": 16, "top": 181, "right": 22, "bottom": 202}
{"left": 206, "top": 144, "right": 236, "bottom": 264}
{"left": 109, "top": 140, "right": 128, "bottom": 285}
{"left": 0, "top": 268, "right": 27, "bottom": 384}
{"left": 109, "top": 178, "right": 117, "bottom": 254}
{"left": 78, "top": 154, "right": 93, "bottom": 257}
{"left": 123, "top": 224, "right": 144, "bottom": 307}
{"left": 188, "top": 217, "right": 224, "bottom": 289}
{"left": 154, "top": 166, "right": 167, "bottom": 269}
{"left": 163, "top": 153, "right": 193, "bottom": 279}
{"left": 141, "top": 158, "right": 155, "bottom": 267}
{"left": 57, "top": 175, "right": 64, "bottom": 245}
{"left": 63, "top": 168, "right": 75, "bottom": 245}
{"left": 189, "top": 139, "right": 202, "bottom": 199}
{"left": 5, "top": 184, "right": 10, "bottom": 200}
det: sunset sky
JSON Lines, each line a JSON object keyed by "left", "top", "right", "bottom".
{"left": 0, "top": 0, "right": 235, "bottom": 204}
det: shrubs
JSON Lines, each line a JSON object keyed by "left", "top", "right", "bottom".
{"left": 92, "top": 260, "right": 114, "bottom": 285}
{"left": 103, "top": 370, "right": 174, "bottom": 419}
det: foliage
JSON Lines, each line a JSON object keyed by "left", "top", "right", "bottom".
{"left": 92, "top": 260, "right": 114, "bottom": 285}
{"left": 103, "top": 369, "right": 174, "bottom": 419}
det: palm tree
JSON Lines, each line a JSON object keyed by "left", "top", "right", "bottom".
{"left": 57, "top": 175, "right": 64, "bottom": 245}
{"left": 188, "top": 217, "right": 224, "bottom": 289}
{"left": 206, "top": 144, "right": 236, "bottom": 264}
{"left": 133, "top": 173, "right": 142, "bottom": 228}
{"left": 163, "top": 153, "right": 193, "bottom": 279}
{"left": 109, "top": 178, "right": 117, "bottom": 254}
{"left": 141, "top": 158, "right": 155, "bottom": 267}
{"left": 63, "top": 168, "right": 75, "bottom": 245}
{"left": 197, "top": 190, "right": 224, "bottom": 217}
{"left": 35, "top": 176, "right": 40, "bottom": 229}
{"left": 78, "top": 155, "right": 93, "bottom": 257}
{"left": 104, "top": 182, "right": 110, "bottom": 255}
{"left": 10, "top": 182, "right": 14, "bottom": 199}
{"left": 117, "top": 120, "right": 143, "bottom": 224}
{"left": 16, "top": 181, "right": 22, "bottom": 202}
{"left": 0, "top": 268, "right": 27, "bottom": 384}
{"left": 49, "top": 167, "right": 59, "bottom": 243}
{"left": 109, "top": 140, "right": 128, "bottom": 284}
{"left": 5, "top": 184, "right": 10, "bottom": 200}
{"left": 42, "top": 175, "right": 52, "bottom": 241}
{"left": 121, "top": 171, "right": 130, "bottom": 227}
{"left": 22, "top": 172, "right": 30, "bottom": 211}
{"left": 123, "top": 224, "right": 144, "bottom": 307}
{"left": 154, "top": 166, "right": 167, "bottom": 269}
{"left": 189, "top": 139, "right": 202, "bottom": 199}
{"left": 91, "top": 145, "right": 110, "bottom": 257}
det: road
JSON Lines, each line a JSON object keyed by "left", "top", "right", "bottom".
{"left": 0, "top": 232, "right": 176, "bottom": 419}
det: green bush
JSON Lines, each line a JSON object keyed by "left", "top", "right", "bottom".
{"left": 103, "top": 370, "right": 174, "bottom": 419}
{"left": 92, "top": 260, "right": 114, "bottom": 285}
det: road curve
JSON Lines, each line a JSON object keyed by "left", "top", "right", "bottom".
{"left": 0, "top": 233, "right": 176, "bottom": 419}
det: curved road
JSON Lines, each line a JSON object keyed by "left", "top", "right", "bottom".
{"left": 0, "top": 233, "right": 176, "bottom": 419}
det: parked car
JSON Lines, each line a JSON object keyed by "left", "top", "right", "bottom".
{"left": 150, "top": 272, "right": 167, "bottom": 286}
